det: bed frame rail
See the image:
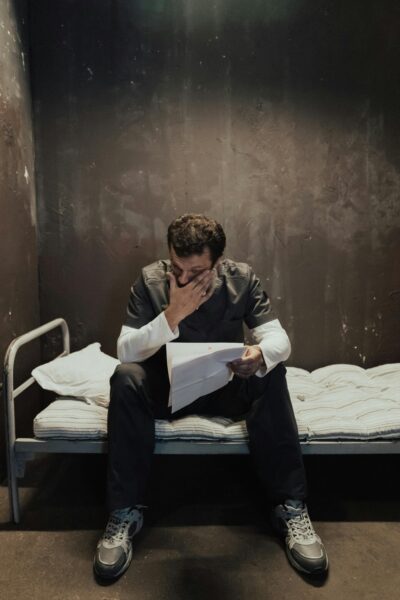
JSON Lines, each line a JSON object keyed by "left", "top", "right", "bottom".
{"left": 3, "top": 318, "right": 70, "bottom": 523}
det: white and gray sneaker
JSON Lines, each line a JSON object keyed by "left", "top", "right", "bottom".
{"left": 94, "top": 506, "right": 144, "bottom": 580}
{"left": 272, "top": 500, "right": 328, "bottom": 575}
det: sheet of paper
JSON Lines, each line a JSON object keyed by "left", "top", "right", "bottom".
{"left": 166, "top": 342, "right": 244, "bottom": 413}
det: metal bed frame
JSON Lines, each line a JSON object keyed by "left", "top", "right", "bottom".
{"left": 4, "top": 318, "right": 400, "bottom": 523}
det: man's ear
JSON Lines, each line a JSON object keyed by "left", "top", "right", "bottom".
{"left": 213, "top": 256, "right": 222, "bottom": 270}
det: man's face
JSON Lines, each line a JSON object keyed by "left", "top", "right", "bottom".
{"left": 169, "top": 246, "right": 216, "bottom": 287}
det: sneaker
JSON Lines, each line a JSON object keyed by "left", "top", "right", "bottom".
{"left": 93, "top": 505, "right": 144, "bottom": 580}
{"left": 272, "top": 499, "right": 328, "bottom": 575}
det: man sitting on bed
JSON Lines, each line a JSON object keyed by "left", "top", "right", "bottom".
{"left": 93, "top": 213, "right": 328, "bottom": 581}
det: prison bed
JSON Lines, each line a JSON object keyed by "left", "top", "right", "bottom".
{"left": 4, "top": 318, "right": 400, "bottom": 523}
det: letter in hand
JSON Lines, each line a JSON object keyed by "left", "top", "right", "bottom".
{"left": 229, "top": 346, "right": 264, "bottom": 379}
{"left": 164, "top": 270, "right": 215, "bottom": 331}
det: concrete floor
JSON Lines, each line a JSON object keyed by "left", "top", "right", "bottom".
{"left": 1, "top": 453, "right": 400, "bottom": 600}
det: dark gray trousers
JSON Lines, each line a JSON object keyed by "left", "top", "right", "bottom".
{"left": 107, "top": 356, "right": 307, "bottom": 511}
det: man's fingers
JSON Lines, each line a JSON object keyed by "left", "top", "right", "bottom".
{"left": 191, "top": 270, "right": 212, "bottom": 289}
{"left": 167, "top": 271, "right": 177, "bottom": 289}
{"left": 199, "top": 282, "right": 214, "bottom": 302}
{"left": 238, "top": 346, "right": 252, "bottom": 360}
{"left": 167, "top": 273, "right": 178, "bottom": 294}
{"left": 230, "top": 348, "right": 260, "bottom": 378}
{"left": 232, "top": 357, "right": 253, "bottom": 367}
{"left": 232, "top": 367, "right": 253, "bottom": 379}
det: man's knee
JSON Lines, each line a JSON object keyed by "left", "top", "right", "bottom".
{"left": 110, "top": 362, "right": 147, "bottom": 389}
{"left": 109, "top": 362, "right": 155, "bottom": 419}
{"left": 248, "top": 362, "right": 287, "bottom": 393}
{"left": 268, "top": 362, "right": 287, "bottom": 383}
{"left": 246, "top": 363, "right": 290, "bottom": 417}
{"left": 270, "top": 362, "right": 287, "bottom": 375}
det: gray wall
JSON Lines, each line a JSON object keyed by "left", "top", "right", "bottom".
{"left": 0, "top": 0, "right": 40, "bottom": 476}
{"left": 30, "top": 0, "right": 400, "bottom": 367}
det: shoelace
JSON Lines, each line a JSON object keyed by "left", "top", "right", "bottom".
{"left": 285, "top": 507, "right": 316, "bottom": 544}
{"left": 104, "top": 509, "right": 141, "bottom": 543}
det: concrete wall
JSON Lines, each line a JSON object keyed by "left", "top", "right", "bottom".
{"left": 0, "top": 0, "right": 40, "bottom": 476}
{"left": 30, "top": 0, "right": 400, "bottom": 367}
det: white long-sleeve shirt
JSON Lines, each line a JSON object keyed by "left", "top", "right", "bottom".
{"left": 117, "top": 313, "right": 291, "bottom": 376}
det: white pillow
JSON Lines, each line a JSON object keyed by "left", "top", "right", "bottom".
{"left": 32, "top": 343, "right": 119, "bottom": 407}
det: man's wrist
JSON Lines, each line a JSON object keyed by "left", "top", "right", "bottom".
{"left": 254, "top": 345, "right": 266, "bottom": 367}
{"left": 164, "top": 306, "right": 183, "bottom": 332}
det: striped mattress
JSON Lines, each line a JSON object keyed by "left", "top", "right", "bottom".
{"left": 33, "top": 363, "right": 400, "bottom": 443}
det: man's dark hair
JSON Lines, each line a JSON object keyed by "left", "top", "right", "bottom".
{"left": 167, "top": 214, "right": 226, "bottom": 264}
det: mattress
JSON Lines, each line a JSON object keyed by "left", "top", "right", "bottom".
{"left": 33, "top": 363, "right": 400, "bottom": 442}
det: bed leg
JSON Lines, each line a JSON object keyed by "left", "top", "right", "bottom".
{"left": 16, "top": 456, "right": 29, "bottom": 478}
{"left": 8, "top": 453, "right": 21, "bottom": 524}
